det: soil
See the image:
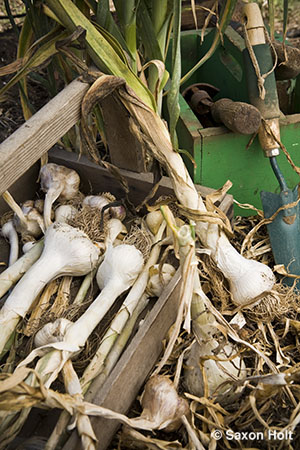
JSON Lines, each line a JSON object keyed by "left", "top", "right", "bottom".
{"left": 0, "top": 28, "right": 52, "bottom": 145}
{"left": 0, "top": 27, "right": 23, "bottom": 142}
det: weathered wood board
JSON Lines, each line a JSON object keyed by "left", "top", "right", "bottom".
{"left": 0, "top": 78, "right": 90, "bottom": 197}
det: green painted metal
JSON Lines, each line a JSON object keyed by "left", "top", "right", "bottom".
{"left": 177, "top": 93, "right": 300, "bottom": 216}
{"left": 166, "top": 28, "right": 300, "bottom": 217}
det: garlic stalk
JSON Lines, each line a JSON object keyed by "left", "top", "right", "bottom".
{"left": 22, "top": 240, "right": 37, "bottom": 254}
{"left": 62, "top": 359, "right": 97, "bottom": 450}
{"left": 182, "top": 227, "right": 246, "bottom": 397}
{"left": 1, "top": 220, "right": 19, "bottom": 266}
{"left": 157, "top": 208, "right": 245, "bottom": 397}
{"left": 81, "top": 255, "right": 173, "bottom": 390}
{"left": 0, "top": 223, "right": 100, "bottom": 355}
{"left": 46, "top": 294, "right": 150, "bottom": 450}
{"left": 78, "top": 220, "right": 167, "bottom": 391}
{"left": 14, "top": 243, "right": 144, "bottom": 392}
{"left": 121, "top": 89, "right": 275, "bottom": 305}
{"left": 40, "top": 163, "right": 80, "bottom": 229}
{"left": 63, "top": 243, "right": 144, "bottom": 350}
{"left": 0, "top": 240, "right": 44, "bottom": 299}
{"left": 177, "top": 224, "right": 246, "bottom": 397}
{"left": 25, "top": 243, "right": 150, "bottom": 450}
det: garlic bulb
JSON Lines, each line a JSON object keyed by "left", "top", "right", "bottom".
{"left": 147, "top": 263, "right": 176, "bottom": 297}
{"left": 34, "top": 318, "right": 72, "bottom": 348}
{"left": 0, "top": 223, "right": 100, "bottom": 354}
{"left": 40, "top": 163, "right": 80, "bottom": 229}
{"left": 204, "top": 227, "right": 275, "bottom": 306}
{"left": 1, "top": 220, "right": 19, "bottom": 266}
{"left": 184, "top": 338, "right": 246, "bottom": 398}
{"left": 83, "top": 194, "right": 126, "bottom": 221}
{"left": 54, "top": 204, "right": 77, "bottom": 223}
{"left": 133, "top": 375, "right": 190, "bottom": 432}
{"left": 104, "top": 218, "right": 127, "bottom": 247}
{"left": 13, "top": 200, "right": 45, "bottom": 238}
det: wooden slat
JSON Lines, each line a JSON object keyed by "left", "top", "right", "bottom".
{"left": 63, "top": 270, "right": 182, "bottom": 450}
{"left": 0, "top": 78, "right": 90, "bottom": 197}
{"left": 100, "top": 94, "right": 147, "bottom": 172}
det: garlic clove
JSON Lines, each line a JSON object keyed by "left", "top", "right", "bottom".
{"left": 145, "top": 210, "right": 164, "bottom": 235}
{"left": 105, "top": 218, "right": 127, "bottom": 247}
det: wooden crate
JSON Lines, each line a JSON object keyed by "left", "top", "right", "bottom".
{"left": 0, "top": 79, "right": 233, "bottom": 450}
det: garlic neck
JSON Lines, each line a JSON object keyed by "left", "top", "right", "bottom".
{"left": 64, "top": 279, "right": 125, "bottom": 349}
{"left": 44, "top": 184, "right": 63, "bottom": 229}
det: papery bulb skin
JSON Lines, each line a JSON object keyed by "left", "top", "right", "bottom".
{"left": 0, "top": 223, "right": 100, "bottom": 354}
{"left": 184, "top": 339, "right": 246, "bottom": 399}
{"left": 141, "top": 375, "right": 189, "bottom": 432}
{"left": 147, "top": 264, "right": 176, "bottom": 297}
{"left": 13, "top": 201, "right": 44, "bottom": 238}
{"left": 40, "top": 164, "right": 80, "bottom": 229}
{"left": 55, "top": 205, "right": 77, "bottom": 223}
{"left": 145, "top": 210, "right": 164, "bottom": 235}
{"left": 40, "top": 164, "right": 80, "bottom": 201}
{"left": 110, "top": 204, "right": 126, "bottom": 221}
{"left": 83, "top": 195, "right": 109, "bottom": 210}
{"left": 42, "top": 222, "right": 100, "bottom": 276}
